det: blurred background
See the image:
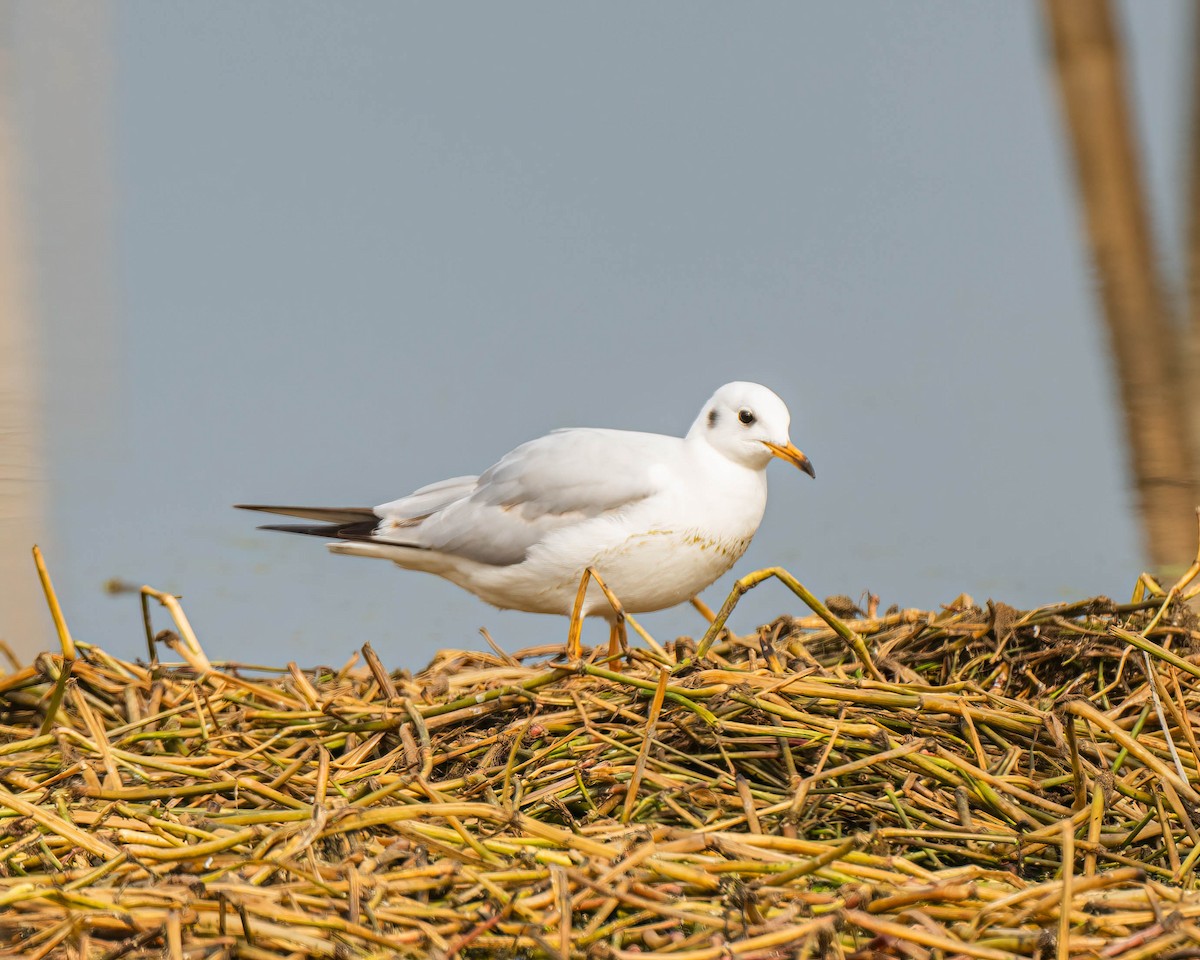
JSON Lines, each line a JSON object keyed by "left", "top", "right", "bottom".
{"left": 3, "top": 2, "right": 1198, "bottom": 668}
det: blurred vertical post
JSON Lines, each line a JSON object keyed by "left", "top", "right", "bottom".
{"left": 1042, "top": 0, "right": 1200, "bottom": 575}
{"left": 0, "top": 15, "right": 45, "bottom": 663}
{"left": 1188, "top": 4, "right": 1200, "bottom": 504}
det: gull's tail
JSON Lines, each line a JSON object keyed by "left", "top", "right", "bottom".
{"left": 235, "top": 504, "right": 379, "bottom": 540}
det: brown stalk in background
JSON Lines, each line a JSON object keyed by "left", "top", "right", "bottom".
{"left": 1042, "top": 0, "right": 1200, "bottom": 575}
{"left": 0, "top": 29, "right": 45, "bottom": 663}
{"left": 1188, "top": 3, "right": 1200, "bottom": 503}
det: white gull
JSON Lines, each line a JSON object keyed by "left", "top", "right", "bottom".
{"left": 238, "top": 381, "right": 813, "bottom": 645}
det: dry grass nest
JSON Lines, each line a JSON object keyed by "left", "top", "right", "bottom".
{"left": 3, "top": 555, "right": 1200, "bottom": 958}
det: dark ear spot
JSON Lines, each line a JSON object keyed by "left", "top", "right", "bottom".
{"left": 707, "top": 409, "right": 718, "bottom": 428}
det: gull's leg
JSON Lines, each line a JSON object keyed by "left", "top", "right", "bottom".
{"left": 585, "top": 567, "right": 630, "bottom": 661}
{"left": 565, "top": 566, "right": 633, "bottom": 662}
{"left": 567, "top": 566, "right": 663, "bottom": 663}
{"left": 690, "top": 596, "right": 717, "bottom": 624}
{"left": 692, "top": 567, "right": 883, "bottom": 681}
{"left": 566, "top": 568, "right": 592, "bottom": 660}
{"left": 607, "top": 620, "right": 626, "bottom": 660}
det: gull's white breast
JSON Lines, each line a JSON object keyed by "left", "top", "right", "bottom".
{"left": 442, "top": 446, "right": 769, "bottom": 616}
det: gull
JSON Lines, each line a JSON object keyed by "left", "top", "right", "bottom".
{"left": 237, "top": 381, "right": 813, "bottom": 657}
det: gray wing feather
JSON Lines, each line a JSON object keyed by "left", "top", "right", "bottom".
{"left": 372, "top": 429, "right": 670, "bottom": 565}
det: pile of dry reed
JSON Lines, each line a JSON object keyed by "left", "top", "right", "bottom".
{"left": 3, "top": 550, "right": 1200, "bottom": 959}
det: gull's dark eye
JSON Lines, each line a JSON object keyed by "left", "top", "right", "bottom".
{"left": 738, "top": 409, "right": 755, "bottom": 425}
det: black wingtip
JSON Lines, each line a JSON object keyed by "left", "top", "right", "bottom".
{"left": 256, "top": 523, "right": 340, "bottom": 537}
{"left": 255, "top": 519, "right": 380, "bottom": 540}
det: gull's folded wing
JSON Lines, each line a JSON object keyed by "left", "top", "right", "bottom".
{"left": 375, "top": 428, "right": 669, "bottom": 566}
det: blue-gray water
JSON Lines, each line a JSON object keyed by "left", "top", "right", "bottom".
{"left": 10, "top": 1, "right": 1188, "bottom": 668}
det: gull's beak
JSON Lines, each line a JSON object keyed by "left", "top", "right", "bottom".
{"left": 762, "top": 441, "right": 816, "bottom": 478}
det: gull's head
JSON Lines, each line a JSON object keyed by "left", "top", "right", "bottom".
{"left": 690, "top": 382, "right": 815, "bottom": 477}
